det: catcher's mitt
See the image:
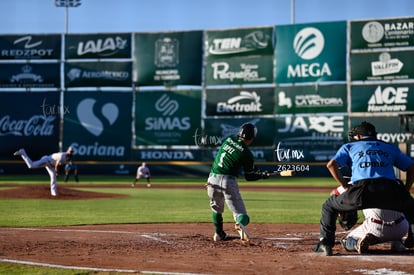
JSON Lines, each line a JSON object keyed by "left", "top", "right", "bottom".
{"left": 338, "top": 210, "right": 358, "bottom": 231}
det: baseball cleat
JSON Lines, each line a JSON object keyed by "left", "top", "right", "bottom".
{"left": 213, "top": 231, "right": 228, "bottom": 241}
{"left": 356, "top": 233, "right": 379, "bottom": 254}
{"left": 13, "top": 148, "right": 25, "bottom": 156}
{"left": 235, "top": 223, "right": 249, "bottom": 241}
{"left": 312, "top": 241, "right": 333, "bottom": 256}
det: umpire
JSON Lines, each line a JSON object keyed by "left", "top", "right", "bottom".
{"left": 313, "top": 121, "right": 414, "bottom": 256}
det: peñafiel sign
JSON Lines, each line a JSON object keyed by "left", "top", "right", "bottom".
{"left": 63, "top": 91, "right": 132, "bottom": 161}
{"left": 64, "top": 61, "right": 132, "bottom": 87}
{"left": 205, "top": 27, "right": 274, "bottom": 85}
{"left": 134, "top": 31, "right": 202, "bottom": 86}
{"left": 0, "top": 63, "right": 60, "bottom": 88}
{"left": 0, "top": 34, "right": 61, "bottom": 60}
{"left": 350, "top": 50, "right": 414, "bottom": 81}
{"left": 350, "top": 83, "right": 414, "bottom": 113}
{"left": 205, "top": 87, "right": 274, "bottom": 116}
{"left": 350, "top": 17, "right": 414, "bottom": 50}
{"left": 135, "top": 90, "right": 201, "bottom": 146}
{"left": 275, "top": 84, "right": 347, "bottom": 114}
{"left": 0, "top": 92, "right": 60, "bottom": 159}
{"left": 65, "top": 33, "right": 131, "bottom": 59}
{"left": 275, "top": 21, "right": 346, "bottom": 83}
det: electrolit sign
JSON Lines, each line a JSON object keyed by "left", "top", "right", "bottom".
{"left": 275, "top": 21, "right": 346, "bottom": 83}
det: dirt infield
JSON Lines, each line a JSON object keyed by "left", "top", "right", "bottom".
{"left": 1, "top": 185, "right": 414, "bottom": 275}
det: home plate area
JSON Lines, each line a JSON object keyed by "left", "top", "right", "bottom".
{"left": 1, "top": 223, "right": 414, "bottom": 275}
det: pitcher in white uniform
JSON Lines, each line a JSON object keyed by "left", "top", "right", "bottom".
{"left": 14, "top": 147, "right": 74, "bottom": 196}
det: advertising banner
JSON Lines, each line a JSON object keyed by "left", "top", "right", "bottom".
{"left": 205, "top": 27, "right": 274, "bottom": 58}
{"left": 0, "top": 34, "right": 61, "bottom": 60}
{"left": 275, "top": 21, "right": 347, "bottom": 83}
{"left": 205, "top": 27, "right": 274, "bottom": 85}
{"left": 134, "top": 31, "right": 202, "bottom": 86}
{"left": 350, "top": 50, "right": 414, "bottom": 81}
{"left": 203, "top": 118, "right": 275, "bottom": 147}
{"left": 0, "top": 92, "right": 60, "bottom": 159}
{"left": 0, "top": 63, "right": 60, "bottom": 88}
{"left": 65, "top": 33, "right": 131, "bottom": 59}
{"left": 205, "top": 56, "right": 273, "bottom": 85}
{"left": 64, "top": 61, "right": 132, "bottom": 87}
{"left": 351, "top": 84, "right": 414, "bottom": 113}
{"left": 135, "top": 91, "right": 201, "bottom": 146}
{"left": 273, "top": 115, "right": 347, "bottom": 162}
{"left": 205, "top": 87, "right": 274, "bottom": 116}
{"left": 275, "top": 84, "right": 347, "bottom": 114}
{"left": 350, "top": 116, "right": 413, "bottom": 145}
{"left": 63, "top": 92, "right": 132, "bottom": 161}
{"left": 350, "top": 17, "right": 414, "bottom": 50}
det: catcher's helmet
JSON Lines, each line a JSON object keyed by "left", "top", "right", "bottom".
{"left": 238, "top": 123, "right": 257, "bottom": 140}
{"left": 348, "top": 121, "right": 377, "bottom": 141}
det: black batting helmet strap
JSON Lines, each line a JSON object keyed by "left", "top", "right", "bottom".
{"left": 238, "top": 123, "right": 257, "bottom": 140}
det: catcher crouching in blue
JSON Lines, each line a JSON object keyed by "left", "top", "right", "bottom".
{"left": 313, "top": 121, "right": 414, "bottom": 256}
{"left": 206, "top": 123, "right": 270, "bottom": 242}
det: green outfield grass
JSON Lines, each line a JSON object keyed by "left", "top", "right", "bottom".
{"left": 0, "top": 175, "right": 335, "bottom": 227}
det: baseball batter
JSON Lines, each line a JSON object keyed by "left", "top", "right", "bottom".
{"left": 132, "top": 162, "right": 151, "bottom": 188}
{"left": 206, "top": 123, "right": 269, "bottom": 242}
{"left": 14, "top": 147, "right": 74, "bottom": 196}
{"left": 341, "top": 208, "right": 409, "bottom": 253}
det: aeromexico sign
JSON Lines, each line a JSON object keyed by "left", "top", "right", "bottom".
{"left": 275, "top": 21, "right": 346, "bottom": 83}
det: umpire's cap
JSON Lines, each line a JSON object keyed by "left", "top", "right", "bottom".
{"left": 351, "top": 121, "right": 377, "bottom": 137}
{"left": 238, "top": 123, "right": 257, "bottom": 140}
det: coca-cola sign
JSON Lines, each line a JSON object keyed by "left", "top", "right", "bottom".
{"left": 0, "top": 92, "right": 60, "bottom": 158}
{"left": 0, "top": 115, "right": 55, "bottom": 136}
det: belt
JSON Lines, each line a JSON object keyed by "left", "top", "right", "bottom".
{"left": 370, "top": 216, "right": 405, "bottom": 226}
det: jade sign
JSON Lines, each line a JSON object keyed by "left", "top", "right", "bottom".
{"left": 275, "top": 21, "right": 346, "bottom": 83}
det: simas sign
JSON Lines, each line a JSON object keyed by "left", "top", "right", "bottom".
{"left": 65, "top": 33, "right": 131, "bottom": 59}
{"left": 0, "top": 34, "right": 61, "bottom": 59}
{"left": 275, "top": 21, "right": 346, "bottom": 83}
{"left": 351, "top": 84, "right": 414, "bottom": 113}
{"left": 135, "top": 91, "right": 201, "bottom": 146}
{"left": 205, "top": 88, "right": 274, "bottom": 116}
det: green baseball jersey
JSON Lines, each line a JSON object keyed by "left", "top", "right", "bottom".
{"left": 211, "top": 136, "right": 255, "bottom": 177}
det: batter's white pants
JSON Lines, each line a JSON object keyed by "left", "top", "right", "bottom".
{"left": 19, "top": 149, "right": 57, "bottom": 196}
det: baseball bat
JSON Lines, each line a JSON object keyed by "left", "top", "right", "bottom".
{"left": 270, "top": 170, "right": 295, "bottom": 177}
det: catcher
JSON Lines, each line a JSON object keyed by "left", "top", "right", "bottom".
{"left": 332, "top": 185, "right": 409, "bottom": 253}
